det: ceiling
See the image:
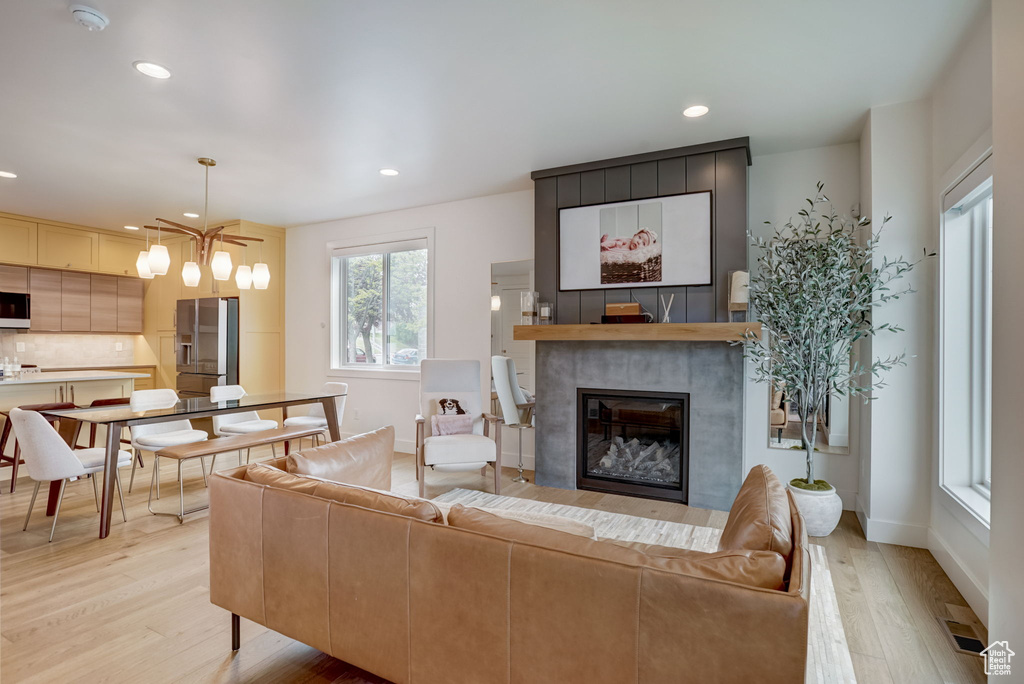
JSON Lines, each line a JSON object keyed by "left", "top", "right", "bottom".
{"left": 0, "top": 0, "right": 983, "bottom": 232}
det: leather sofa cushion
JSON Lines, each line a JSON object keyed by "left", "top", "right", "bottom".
{"left": 448, "top": 505, "right": 786, "bottom": 590}
{"left": 718, "top": 465, "right": 793, "bottom": 559}
{"left": 286, "top": 425, "right": 395, "bottom": 490}
{"left": 245, "top": 462, "right": 442, "bottom": 523}
{"left": 432, "top": 501, "right": 596, "bottom": 538}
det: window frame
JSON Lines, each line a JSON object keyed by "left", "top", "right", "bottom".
{"left": 327, "top": 228, "right": 434, "bottom": 380}
{"left": 938, "top": 152, "right": 992, "bottom": 526}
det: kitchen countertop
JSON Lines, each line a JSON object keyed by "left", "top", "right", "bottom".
{"left": 0, "top": 370, "right": 148, "bottom": 386}
{"left": 41, "top": 364, "right": 156, "bottom": 372}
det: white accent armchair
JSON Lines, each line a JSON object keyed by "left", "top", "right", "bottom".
{"left": 416, "top": 359, "right": 502, "bottom": 497}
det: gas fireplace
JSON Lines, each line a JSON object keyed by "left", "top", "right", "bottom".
{"left": 576, "top": 388, "right": 689, "bottom": 503}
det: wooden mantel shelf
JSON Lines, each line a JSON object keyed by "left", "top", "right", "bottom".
{"left": 513, "top": 322, "right": 761, "bottom": 342}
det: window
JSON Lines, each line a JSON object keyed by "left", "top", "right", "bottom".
{"left": 331, "top": 238, "right": 429, "bottom": 371}
{"left": 939, "top": 156, "right": 992, "bottom": 521}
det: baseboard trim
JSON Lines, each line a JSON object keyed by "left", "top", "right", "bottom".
{"left": 928, "top": 527, "right": 989, "bottom": 626}
{"left": 861, "top": 516, "right": 929, "bottom": 548}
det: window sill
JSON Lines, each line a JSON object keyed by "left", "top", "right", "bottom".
{"left": 328, "top": 366, "right": 420, "bottom": 382}
{"left": 940, "top": 483, "right": 991, "bottom": 531}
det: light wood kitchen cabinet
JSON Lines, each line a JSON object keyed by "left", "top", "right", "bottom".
{"left": 0, "top": 264, "right": 28, "bottom": 293}
{"left": 98, "top": 233, "right": 146, "bottom": 276}
{"left": 90, "top": 274, "right": 119, "bottom": 332}
{"left": 0, "top": 217, "right": 38, "bottom": 265}
{"left": 29, "top": 268, "right": 62, "bottom": 331}
{"left": 117, "top": 277, "right": 143, "bottom": 333}
{"left": 37, "top": 224, "right": 100, "bottom": 271}
{"left": 66, "top": 378, "right": 132, "bottom": 406}
{"left": 61, "top": 271, "right": 92, "bottom": 331}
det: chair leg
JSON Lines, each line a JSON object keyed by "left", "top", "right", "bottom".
{"left": 238, "top": 449, "right": 244, "bottom": 467}
{"left": 178, "top": 461, "right": 185, "bottom": 523}
{"left": 23, "top": 480, "right": 41, "bottom": 531}
{"left": 10, "top": 442, "right": 21, "bottom": 493}
{"left": 271, "top": 443, "right": 277, "bottom": 459}
{"left": 129, "top": 450, "right": 139, "bottom": 494}
{"left": 49, "top": 479, "right": 67, "bottom": 543}
{"left": 200, "top": 457, "right": 209, "bottom": 487}
{"left": 91, "top": 473, "right": 100, "bottom": 512}
{"left": 148, "top": 455, "right": 161, "bottom": 514}
{"left": 207, "top": 454, "right": 216, "bottom": 480}
{"left": 115, "top": 469, "right": 128, "bottom": 522}
{"left": 246, "top": 448, "right": 251, "bottom": 465}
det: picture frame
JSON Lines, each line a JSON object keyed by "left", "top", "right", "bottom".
{"left": 557, "top": 190, "right": 713, "bottom": 291}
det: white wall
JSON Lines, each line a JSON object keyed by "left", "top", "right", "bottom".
{"left": 745, "top": 142, "right": 862, "bottom": 509}
{"left": 926, "top": 5, "right": 993, "bottom": 625}
{"left": 285, "top": 189, "right": 535, "bottom": 462}
{"left": 988, "top": 0, "right": 1024, "bottom": 655}
{"left": 859, "top": 99, "right": 935, "bottom": 548}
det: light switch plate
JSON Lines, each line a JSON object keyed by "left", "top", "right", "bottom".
{"left": 16, "top": 342, "right": 25, "bottom": 352}
{"left": 115, "top": 343, "right": 123, "bottom": 351}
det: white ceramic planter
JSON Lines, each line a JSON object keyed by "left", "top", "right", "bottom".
{"left": 787, "top": 483, "right": 842, "bottom": 537}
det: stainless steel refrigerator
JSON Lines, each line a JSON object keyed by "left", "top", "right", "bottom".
{"left": 176, "top": 297, "right": 239, "bottom": 397}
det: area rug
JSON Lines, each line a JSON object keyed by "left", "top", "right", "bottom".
{"left": 434, "top": 488, "right": 857, "bottom": 684}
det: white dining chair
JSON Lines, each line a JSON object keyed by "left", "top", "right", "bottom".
{"left": 210, "top": 384, "right": 279, "bottom": 466}
{"left": 10, "top": 408, "right": 132, "bottom": 542}
{"left": 128, "top": 389, "right": 208, "bottom": 492}
{"left": 283, "top": 382, "right": 347, "bottom": 448}
{"left": 491, "top": 356, "right": 535, "bottom": 483}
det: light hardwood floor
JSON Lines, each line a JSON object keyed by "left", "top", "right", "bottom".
{"left": 0, "top": 448, "right": 986, "bottom": 683}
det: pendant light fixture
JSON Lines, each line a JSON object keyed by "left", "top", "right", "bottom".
{"left": 252, "top": 241, "right": 270, "bottom": 290}
{"left": 234, "top": 245, "right": 252, "bottom": 290}
{"left": 136, "top": 229, "right": 155, "bottom": 279}
{"left": 210, "top": 233, "right": 233, "bottom": 281}
{"left": 182, "top": 239, "right": 201, "bottom": 287}
{"left": 146, "top": 221, "right": 171, "bottom": 275}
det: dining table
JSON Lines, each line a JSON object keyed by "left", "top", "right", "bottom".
{"left": 41, "top": 390, "right": 346, "bottom": 539}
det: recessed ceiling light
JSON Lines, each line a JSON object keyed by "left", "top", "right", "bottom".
{"left": 379, "top": 168, "right": 399, "bottom": 176}
{"left": 124, "top": 225, "right": 140, "bottom": 230}
{"left": 133, "top": 61, "right": 171, "bottom": 79}
{"left": 183, "top": 212, "right": 199, "bottom": 218}
{"left": 683, "top": 105, "right": 709, "bottom": 118}
{"left": 0, "top": 171, "right": 16, "bottom": 179}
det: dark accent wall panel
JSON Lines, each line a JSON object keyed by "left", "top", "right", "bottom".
{"left": 555, "top": 174, "right": 582, "bottom": 323}
{"left": 534, "top": 177, "right": 558, "bottom": 306}
{"left": 714, "top": 148, "right": 749, "bottom": 322}
{"left": 604, "top": 166, "right": 631, "bottom": 202}
{"left": 535, "top": 140, "right": 749, "bottom": 326}
{"left": 580, "top": 169, "right": 605, "bottom": 205}
{"left": 684, "top": 153, "right": 717, "bottom": 323}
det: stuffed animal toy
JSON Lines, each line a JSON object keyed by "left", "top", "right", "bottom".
{"left": 437, "top": 398, "right": 466, "bottom": 415}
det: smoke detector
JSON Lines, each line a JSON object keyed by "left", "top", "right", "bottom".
{"left": 70, "top": 5, "right": 109, "bottom": 31}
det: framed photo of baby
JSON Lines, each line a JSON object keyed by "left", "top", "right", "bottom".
{"left": 558, "top": 191, "right": 712, "bottom": 291}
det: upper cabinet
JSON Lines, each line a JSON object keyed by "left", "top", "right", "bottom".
{"left": 0, "top": 264, "right": 29, "bottom": 293}
{"left": 38, "top": 224, "right": 100, "bottom": 271}
{"left": 0, "top": 217, "right": 38, "bottom": 265}
{"left": 29, "top": 268, "right": 63, "bottom": 331}
{"left": 117, "top": 277, "right": 143, "bottom": 333}
{"left": 61, "top": 271, "right": 92, "bottom": 331}
{"left": 90, "top": 274, "right": 119, "bottom": 332}
{"left": 98, "top": 233, "right": 147, "bottom": 276}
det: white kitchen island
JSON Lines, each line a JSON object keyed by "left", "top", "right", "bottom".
{"left": 0, "top": 369, "right": 149, "bottom": 416}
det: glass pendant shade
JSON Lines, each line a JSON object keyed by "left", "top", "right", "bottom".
{"left": 147, "top": 244, "right": 170, "bottom": 275}
{"left": 234, "top": 264, "right": 252, "bottom": 290}
{"left": 210, "top": 250, "right": 233, "bottom": 281}
{"left": 252, "top": 263, "right": 270, "bottom": 290}
{"left": 181, "top": 261, "right": 201, "bottom": 287}
{"left": 136, "top": 251, "right": 155, "bottom": 279}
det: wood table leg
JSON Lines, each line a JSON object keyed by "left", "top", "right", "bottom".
{"left": 98, "top": 421, "right": 124, "bottom": 539}
{"left": 321, "top": 396, "right": 342, "bottom": 442}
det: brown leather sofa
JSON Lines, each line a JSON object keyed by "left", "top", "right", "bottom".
{"left": 209, "top": 459, "right": 810, "bottom": 683}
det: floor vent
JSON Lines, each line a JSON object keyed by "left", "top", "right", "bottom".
{"left": 938, "top": 618, "right": 984, "bottom": 656}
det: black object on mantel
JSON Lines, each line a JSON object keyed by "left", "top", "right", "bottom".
{"left": 600, "top": 315, "right": 648, "bottom": 324}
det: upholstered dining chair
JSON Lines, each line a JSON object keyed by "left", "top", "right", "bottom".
{"left": 210, "top": 384, "right": 279, "bottom": 466}
{"left": 0, "top": 401, "right": 77, "bottom": 493}
{"left": 128, "top": 389, "right": 208, "bottom": 492}
{"left": 415, "top": 359, "right": 502, "bottom": 497}
{"left": 491, "top": 356, "right": 535, "bottom": 483}
{"left": 9, "top": 408, "right": 131, "bottom": 542}
{"left": 283, "top": 382, "right": 347, "bottom": 448}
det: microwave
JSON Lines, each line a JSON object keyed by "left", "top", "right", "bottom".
{"left": 0, "top": 292, "right": 30, "bottom": 328}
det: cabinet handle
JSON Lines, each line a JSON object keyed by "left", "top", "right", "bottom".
{"left": 70, "top": 385, "right": 75, "bottom": 405}
{"left": 60, "top": 385, "right": 64, "bottom": 402}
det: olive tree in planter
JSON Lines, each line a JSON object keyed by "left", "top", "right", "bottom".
{"left": 742, "top": 183, "right": 928, "bottom": 536}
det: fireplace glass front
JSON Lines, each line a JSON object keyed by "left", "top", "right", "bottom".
{"left": 577, "top": 388, "right": 689, "bottom": 503}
